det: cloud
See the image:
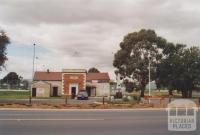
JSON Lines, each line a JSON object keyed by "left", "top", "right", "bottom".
{"left": 1, "top": 55, "right": 33, "bottom": 79}
{"left": 0, "top": 0, "right": 200, "bottom": 79}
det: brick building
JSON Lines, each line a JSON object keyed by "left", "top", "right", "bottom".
{"left": 62, "top": 69, "right": 86, "bottom": 98}
{"left": 32, "top": 69, "right": 110, "bottom": 98}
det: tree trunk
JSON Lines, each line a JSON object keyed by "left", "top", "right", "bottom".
{"left": 140, "top": 85, "right": 145, "bottom": 97}
{"left": 169, "top": 89, "right": 173, "bottom": 96}
{"left": 188, "top": 89, "right": 192, "bottom": 98}
{"left": 181, "top": 89, "right": 186, "bottom": 98}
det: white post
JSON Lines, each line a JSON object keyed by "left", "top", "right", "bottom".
{"left": 148, "top": 53, "right": 151, "bottom": 103}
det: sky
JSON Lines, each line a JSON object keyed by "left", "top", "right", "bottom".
{"left": 0, "top": 0, "right": 200, "bottom": 80}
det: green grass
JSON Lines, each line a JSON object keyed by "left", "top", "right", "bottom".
{"left": 0, "top": 90, "right": 62, "bottom": 99}
{"left": 0, "top": 90, "right": 30, "bottom": 99}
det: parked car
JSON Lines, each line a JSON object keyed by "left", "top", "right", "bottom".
{"left": 77, "top": 90, "right": 89, "bottom": 100}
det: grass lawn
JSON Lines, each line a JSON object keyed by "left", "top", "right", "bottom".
{"left": 0, "top": 90, "right": 62, "bottom": 99}
{"left": 0, "top": 90, "right": 30, "bottom": 99}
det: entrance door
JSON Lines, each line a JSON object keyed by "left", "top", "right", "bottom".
{"left": 86, "top": 87, "right": 91, "bottom": 96}
{"left": 32, "top": 88, "right": 36, "bottom": 97}
{"left": 52, "top": 87, "right": 58, "bottom": 97}
{"left": 71, "top": 87, "right": 76, "bottom": 99}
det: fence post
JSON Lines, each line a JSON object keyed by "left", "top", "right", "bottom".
{"left": 198, "top": 97, "right": 200, "bottom": 106}
{"left": 169, "top": 95, "right": 172, "bottom": 103}
{"left": 29, "top": 96, "right": 32, "bottom": 105}
{"left": 103, "top": 96, "right": 105, "bottom": 105}
{"left": 29, "top": 89, "right": 32, "bottom": 105}
{"left": 65, "top": 95, "right": 68, "bottom": 106}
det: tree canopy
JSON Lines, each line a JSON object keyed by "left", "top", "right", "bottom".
{"left": 2, "top": 72, "right": 22, "bottom": 87}
{"left": 88, "top": 67, "right": 100, "bottom": 73}
{"left": 0, "top": 31, "right": 10, "bottom": 70}
{"left": 156, "top": 45, "right": 200, "bottom": 98}
{"left": 113, "top": 29, "right": 200, "bottom": 98}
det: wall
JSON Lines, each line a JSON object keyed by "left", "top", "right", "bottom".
{"left": 46, "top": 81, "right": 62, "bottom": 96}
{"left": 62, "top": 73, "right": 86, "bottom": 95}
{"left": 32, "top": 81, "right": 51, "bottom": 97}
{"left": 93, "top": 83, "right": 110, "bottom": 96}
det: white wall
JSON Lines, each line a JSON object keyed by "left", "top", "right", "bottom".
{"left": 46, "top": 81, "right": 62, "bottom": 96}
{"left": 94, "top": 83, "right": 110, "bottom": 96}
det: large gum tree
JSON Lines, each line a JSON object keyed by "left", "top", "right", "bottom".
{"left": 113, "top": 29, "right": 167, "bottom": 97}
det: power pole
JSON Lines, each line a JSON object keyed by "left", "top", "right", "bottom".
{"left": 30, "top": 43, "right": 36, "bottom": 105}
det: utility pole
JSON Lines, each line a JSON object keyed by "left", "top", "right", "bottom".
{"left": 30, "top": 43, "right": 36, "bottom": 104}
{"left": 32, "top": 44, "right": 36, "bottom": 80}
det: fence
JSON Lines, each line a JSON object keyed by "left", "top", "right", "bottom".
{"left": 0, "top": 89, "right": 200, "bottom": 108}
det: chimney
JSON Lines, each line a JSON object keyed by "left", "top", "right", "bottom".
{"left": 47, "top": 69, "right": 50, "bottom": 73}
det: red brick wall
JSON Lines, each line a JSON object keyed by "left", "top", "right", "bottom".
{"left": 62, "top": 73, "right": 85, "bottom": 95}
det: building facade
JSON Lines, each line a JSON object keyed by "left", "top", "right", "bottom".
{"left": 62, "top": 69, "right": 86, "bottom": 98}
{"left": 86, "top": 73, "right": 110, "bottom": 96}
{"left": 32, "top": 71, "right": 62, "bottom": 97}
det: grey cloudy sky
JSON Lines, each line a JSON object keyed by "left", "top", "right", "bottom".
{"left": 0, "top": 0, "right": 200, "bottom": 79}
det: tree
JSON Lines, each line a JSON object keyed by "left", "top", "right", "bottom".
{"left": 88, "top": 67, "right": 100, "bottom": 73}
{"left": 123, "top": 79, "right": 138, "bottom": 93}
{"left": 2, "top": 72, "right": 21, "bottom": 87}
{"left": 156, "top": 43, "right": 186, "bottom": 95}
{"left": 21, "top": 80, "right": 29, "bottom": 90}
{"left": 113, "top": 29, "right": 167, "bottom": 97}
{"left": 156, "top": 45, "right": 200, "bottom": 98}
{"left": 0, "top": 31, "right": 10, "bottom": 70}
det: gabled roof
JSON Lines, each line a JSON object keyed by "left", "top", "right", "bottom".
{"left": 34, "top": 71, "right": 62, "bottom": 81}
{"left": 34, "top": 71, "right": 110, "bottom": 82}
{"left": 86, "top": 73, "right": 110, "bottom": 81}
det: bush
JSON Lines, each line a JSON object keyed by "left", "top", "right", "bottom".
{"left": 122, "top": 96, "right": 129, "bottom": 102}
{"left": 115, "top": 92, "right": 122, "bottom": 99}
{"left": 133, "top": 95, "right": 141, "bottom": 102}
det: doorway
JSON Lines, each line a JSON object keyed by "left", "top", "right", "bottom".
{"left": 71, "top": 87, "right": 76, "bottom": 99}
{"left": 70, "top": 84, "right": 78, "bottom": 99}
{"left": 52, "top": 87, "right": 58, "bottom": 97}
{"left": 32, "top": 88, "right": 36, "bottom": 97}
{"left": 86, "top": 86, "right": 91, "bottom": 96}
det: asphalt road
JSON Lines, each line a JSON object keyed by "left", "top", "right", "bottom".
{"left": 0, "top": 109, "right": 199, "bottom": 135}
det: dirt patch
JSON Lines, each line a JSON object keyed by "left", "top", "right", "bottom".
{"left": 0, "top": 103, "right": 169, "bottom": 109}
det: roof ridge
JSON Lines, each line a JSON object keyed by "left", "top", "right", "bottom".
{"left": 87, "top": 72, "right": 108, "bottom": 74}
{"left": 35, "top": 71, "right": 62, "bottom": 73}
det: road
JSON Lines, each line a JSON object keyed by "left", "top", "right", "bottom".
{"left": 0, "top": 109, "right": 199, "bottom": 135}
